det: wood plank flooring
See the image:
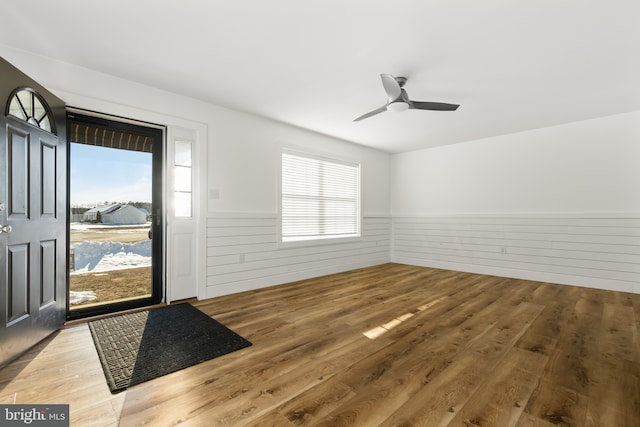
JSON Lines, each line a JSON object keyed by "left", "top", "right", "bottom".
{"left": 1, "top": 263, "right": 638, "bottom": 426}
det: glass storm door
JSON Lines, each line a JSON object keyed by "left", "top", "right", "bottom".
{"left": 67, "top": 112, "right": 163, "bottom": 319}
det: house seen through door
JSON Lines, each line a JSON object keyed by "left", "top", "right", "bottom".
{"left": 67, "top": 112, "right": 163, "bottom": 319}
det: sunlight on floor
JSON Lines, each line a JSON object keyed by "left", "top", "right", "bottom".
{"left": 362, "top": 297, "right": 445, "bottom": 339}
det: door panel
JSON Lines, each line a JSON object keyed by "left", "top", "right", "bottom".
{"left": 7, "top": 244, "right": 29, "bottom": 324}
{"left": 1, "top": 57, "right": 67, "bottom": 367}
{"left": 8, "top": 126, "right": 29, "bottom": 218}
{"left": 41, "top": 240, "right": 56, "bottom": 306}
{"left": 41, "top": 141, "right": 56, "bottom": 217}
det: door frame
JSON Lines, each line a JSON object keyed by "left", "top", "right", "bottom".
{"left": 65, "top": 108, "right": 166, "bottom": 320}
{"left": 57, "top": 89, "right": 207, "bottom": 305}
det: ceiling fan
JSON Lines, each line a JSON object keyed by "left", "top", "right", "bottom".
{"left": 354, "top": 74, "right": 459, "bottom": 122}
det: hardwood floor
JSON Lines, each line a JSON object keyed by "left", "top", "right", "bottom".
{"left": 1, "top": 264, "right": 639, "bottom": 426}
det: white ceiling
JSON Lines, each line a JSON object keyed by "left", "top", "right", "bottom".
{"left": 2, "top": 0, "right": 639, "bottom": 153}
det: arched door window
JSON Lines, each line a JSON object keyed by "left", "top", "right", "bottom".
{"left": 6, "top": 88, "right": 56, "bottom": 134}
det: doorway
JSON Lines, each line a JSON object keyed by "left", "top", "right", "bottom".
{"left": 67, "top": 112, "right": 164, "bottom": 320}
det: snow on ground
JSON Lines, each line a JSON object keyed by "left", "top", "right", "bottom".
{"left": 72, "top": 240, "right": 151, "bottom": 274}
{"left": 70, "top": 222, "right": 151, "bottom": 231}
{"left": 69, "top": 290, "right": 97, "bottom": 304}
{"left": 70, "top": 224, "right": 151, "bottom": 304}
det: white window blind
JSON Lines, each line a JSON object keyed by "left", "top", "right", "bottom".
{"left": 282, "top": 151, "right": 360, "bottom": 242}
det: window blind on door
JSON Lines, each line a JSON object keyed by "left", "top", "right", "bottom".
{"left": 282, "top": 151, "right": 360, "bottom": 242}
{"left": 70, "top": 123, "right": 154, "bottom": 153}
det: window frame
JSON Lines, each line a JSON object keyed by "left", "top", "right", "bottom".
{"left": 279, "top": 148, "right": 362, "bottom": 247}
{"left": 6, "top": 87, "right": 57, "bottom": 134}
{"left": 173, "top": 139, "right": 193, "bottom": 218}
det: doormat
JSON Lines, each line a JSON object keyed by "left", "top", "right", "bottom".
{"left": 88, "top": 303, "right": 252, "bottom": 393}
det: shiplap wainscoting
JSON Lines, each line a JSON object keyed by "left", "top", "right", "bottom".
{"left": 392, "top": 216, "right": 640, "bottom": 294}
{"left": 206, "top": 215, "right": 390, "bottom": 298}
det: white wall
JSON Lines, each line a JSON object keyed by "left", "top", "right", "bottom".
{"left": 207, "top": 107, "right": 390, "bottom": 215}
{"left": 391, "top": 112, "right": 640, "bottom": 293}
{"left": 0, "top": 47, "right": 391, "bottom": 300}
{"left": 4, "top": 45, "right": 636, "bottom": 296}
{"left": 204, "top": 102, "right": 391, "bottom": 298}
{"left": 392, "top": 111, "right": 640, "bottom": 215}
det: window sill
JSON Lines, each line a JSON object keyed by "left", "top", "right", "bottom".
{"left": 278, "top": 234, "right": 362, "bottom": 249}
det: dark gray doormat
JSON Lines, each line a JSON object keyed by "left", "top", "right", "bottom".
{"left": 88, "top": 303, "right": 252, "bottom": 393}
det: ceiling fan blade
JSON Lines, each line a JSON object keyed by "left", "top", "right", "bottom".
{"left": 353, "top": 105, "right": 388, "bottom": 122}
{"left": 410, "top": 101, "right": 460, "bottom": 111}
{"left": 380, "top": 74, "right": 401, "bottom": 100}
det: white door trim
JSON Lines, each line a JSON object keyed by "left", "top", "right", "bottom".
{"left": 61, "top": 93, "right": 208, "bottom": 302}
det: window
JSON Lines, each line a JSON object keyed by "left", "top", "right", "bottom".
{"left": 7, "top": 88, "right": 56, "bottom": 134}
{"left": 281, "top": 151, "right": 360, "bottom": 242}
{"left": 174, "top": 140, "right": 192, "bottom": 217}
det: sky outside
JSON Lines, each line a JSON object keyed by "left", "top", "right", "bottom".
{"left": 70, "top": 143, "right": 152, "bottom": 206}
